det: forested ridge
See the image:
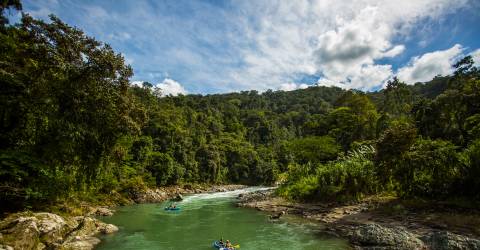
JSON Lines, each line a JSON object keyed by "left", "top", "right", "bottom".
{"left": 1, "top": 2, "right": 480, "bottom": 212}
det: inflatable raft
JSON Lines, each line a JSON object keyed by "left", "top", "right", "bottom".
{"left": 164, "top": 207, "right": 180, "bottom": 211}
{"left": 212, "top": 241, "right": 234, "bottom": 250}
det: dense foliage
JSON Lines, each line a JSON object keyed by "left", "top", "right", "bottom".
{"left": 1, "top": 5, "right": 480, "bottom": 211}
{"left": 280, "top": 61, "right": 480, "bottom": 202}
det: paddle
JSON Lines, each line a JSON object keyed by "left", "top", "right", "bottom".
{"left": 223, "top": 244, "right": 240, "bottom": 249}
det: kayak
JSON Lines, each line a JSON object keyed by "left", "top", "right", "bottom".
{"left": 212, "top": 241, "right": 235, "bottom": 250}
{"left": 164, "top": 207, "right": 180, "bottom": 211}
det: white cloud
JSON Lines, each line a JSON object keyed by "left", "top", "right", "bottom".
{"left": 24, "top": 0, "right": 471, "bottom": 93}
{"left": 229, "top": 0, "right": 469, "bottom": 91}
{"left": 107, "top": 32, "right": 132, "bottom": 41}
{"left": 279, "top": 83, "right": 309, "bottom": 91}
{"left": 472, "top": 49, "right": 480, "bottom": 66}
{"left": 384, "top": 45, "right": 406, "bottom": 58}
{"left": 317, "top": 78, "right": 339, "bottom": 88}
{"left": 397, "top": 44, "right": 463, "bottom": 84}
{"left": 156, "top": 78, "right": 187, "bottom": 96}
{"left": 130, "top": 81, "right": 144, "bottom": 87}
{"left": 299, "top": 83, "right": 309, "bottom": 89}
{"left": 349, "top": 64, "right": 393, "bottom": 89}
{"left": 312, "top": 6, "right": 397, "bottom": 89}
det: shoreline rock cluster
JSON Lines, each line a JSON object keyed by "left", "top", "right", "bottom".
{"left": 237, "top": 189, "right": 480, "bottom": 250}
{"left": 0, "top": 211, "right": 118, "bottom": 250}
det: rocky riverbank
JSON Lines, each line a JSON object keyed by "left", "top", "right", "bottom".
{"left": 131, "top": 184, "right": 246, "bottom": 203}
{"left": 237, "top": 189, "right": 480, "bottom": 249}
{"left": 0, "top": 211, "right": 118, "bottom": 250}
{"left": 0, "top": 184, "right": 246, "bottom": 250}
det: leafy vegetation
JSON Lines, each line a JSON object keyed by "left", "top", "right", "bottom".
{"left": 1, "top": 2, "right": 480, "bottom": 212}
{"left": 280, "top": 58, "right": 480, "bottom": 202}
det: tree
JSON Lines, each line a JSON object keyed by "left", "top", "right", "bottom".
{"left": 375, "top": 121, "right": 417, "bottom": 187}
{"left": 396, "top": 139, "right": 461, "bottom": 198}
{"left": 335, "top": 91, "right": 379, "bottom": 139}
{"left": 0, "top": 14, "right": 143, "bottom": 207}
{"left": 381, "top": 77, "right": 413, "bottom": 117}
{"left": 325, "top": 107, "right": 359, "bottom": 150}
{"left": 288, "top": 136, "right": 340, "bottom": 164}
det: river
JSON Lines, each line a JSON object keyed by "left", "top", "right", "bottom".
{"left": 96, "top": 187, "right": 349, "bottom": 250}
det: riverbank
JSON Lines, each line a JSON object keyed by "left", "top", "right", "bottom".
{"left": 237, "top": 189, "right": 480, "bottom": 249}
{"left": 0, "top": 184, "right": 246, "bottom": 250}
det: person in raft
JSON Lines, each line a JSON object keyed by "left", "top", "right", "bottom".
{"left": 225, "top": 240, "right": 233, "bottom": 249}
{"left": 219, "top": 238, "right": 224, "bottom": 246}
{"left": 168, "top": 203, "right": 176, "bottom": 209}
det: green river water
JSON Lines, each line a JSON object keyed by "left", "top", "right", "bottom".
{"left": 96, "top": 187, "right": 349, "bottom": 250}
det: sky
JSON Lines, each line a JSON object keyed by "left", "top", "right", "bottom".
{"left": 12, "top": 0, "right": 480, "bottom": 95}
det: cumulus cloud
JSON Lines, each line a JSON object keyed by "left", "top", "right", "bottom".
{"left": 472, "top": 49, "right": 480, "bottom": 66}
{"left": 312, "top": 6, "right": 398, "bottom": 89}
{"left": 23, "top": 0, "right": 472, "bottom": 92}
{"left": 232, "top": 0, "right": 469, "bottom": 91}
{"left": 397, "top": 44, "right": 463, "bottom": 84}
{"left": 130, "top": 79, "right": 187, "bottom": 96}
{"left": 156, "top": 78, "right": 187, "bottom": 96}
{"left": 130, "top": 81, "right": 144, "bottom": 87}
{"left": 279, "top": 83, "right": 309, "bottom": 91}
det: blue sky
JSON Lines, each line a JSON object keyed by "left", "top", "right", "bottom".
{"left": 13, "top": 0, "right": 480, "bottom": 94}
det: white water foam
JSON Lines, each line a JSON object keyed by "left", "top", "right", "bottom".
{"left": 180, "top": 186, "right": 274, "bottom": 204}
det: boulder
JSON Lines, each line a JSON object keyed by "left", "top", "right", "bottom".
{"left": 95, "top": 207, "right": 114, "bottom": 217}
{"left": 422, "top": 231, "right": 480, "bottom": 250}
{"left": 0, "top": 216, "right": 40, "bottom": 250}
{"left": 36, "top": 213, "right": 76, "bottom": 246}
{"left": 237, "top": 189, "right": 273, "bottom": 204}
{"left": 61, "top": 236, "right": 101, "bottom": 250}
{"left": 97, "top": 223, "right": 118, "bottom": 234}
{"left": 0, "top": 212, "right": 117, "bottom": 250}
{"left": 69, "top": 217, "right": 99, "bottom": 238}
{"left": 134, "top": 188, "right": 168, "bottom": 203}
{"left": 0, "top": 244, "right": 14, "bottom": 250}
{"left": 350, "top": 223, "right": 425, "bottom": 250}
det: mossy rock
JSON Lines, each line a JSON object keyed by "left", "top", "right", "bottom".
{"left": 0, "top": 215, "right": 41, "bottom": 250}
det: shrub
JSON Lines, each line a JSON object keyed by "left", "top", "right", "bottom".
{"left": 279, "top": 145, "right": 378, "bottom": 201}
{"left": 395, "top": 139, "right": 462, "bottom": 198}
{"left": 314, "top": 145, "right": 378, "bottom": 200}
{"left": 461, "top": 139, "right": 480, "bottom": 198}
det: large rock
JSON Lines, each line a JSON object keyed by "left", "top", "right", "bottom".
{"left": 97, "top": 223, "right": 118, "bottom": 234}
{"left": 61, "top": 236, "right": 101, "bottom": 250}
{"left": 134, "top": 188, "right": 168, "bottom": 203}
{"left": 0, "top": 212, "right": 80, "bottom": 249}
{"left": 36, "top": 213, "right": 76, "bottom": 246}
{"left": 61, "top": 217, "right": 117, "bottom": 250}
{"left": 94, "top": 207, "right": 114, "bottom": 217}
{"left": 68, "top": 217, "right": 99, "bottom": 238}
{"left": 0, "top": 244, "right": 14, "bottom": 250}
{"left": 237, "top": 189, "right": 273, "bottom": 204}
{"left": 422, "top": 231, "right": 480, "bottom": 250}
{"left": 0, "top": 216, "right": 40, "bottom": 250}
{"left": 0, "top": 212, "right": 118, "bottom": 250}
{"left": 350, "top": 223, "right": 425, "bottom": 250}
